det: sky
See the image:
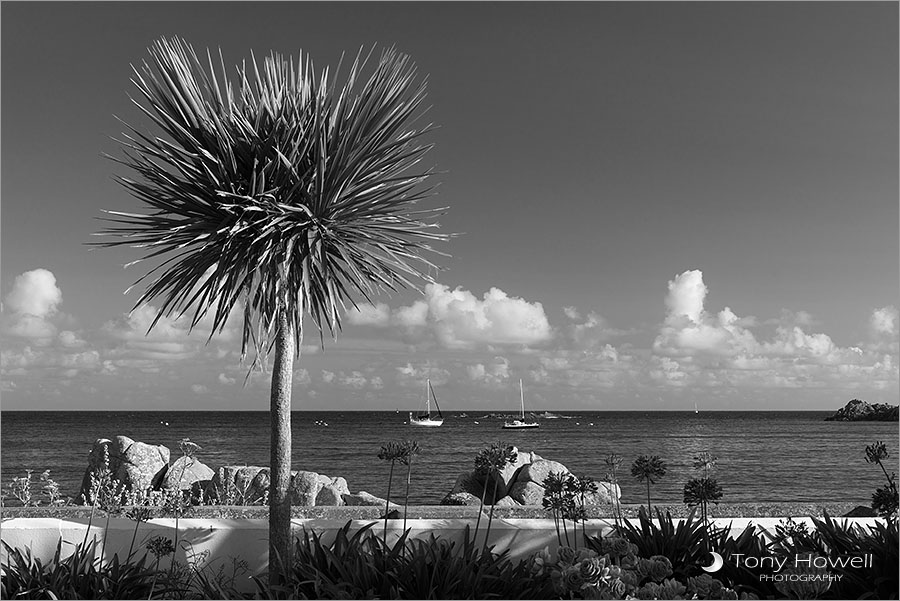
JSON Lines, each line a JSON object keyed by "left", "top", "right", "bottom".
{"left": 1, "top": 2, "right": 897, "bottom": 411}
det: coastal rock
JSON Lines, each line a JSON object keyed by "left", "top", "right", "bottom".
{"left": 824, "top": 399, "right": 899, "bottom": 422}
{"left": 210, "top": 467, "right": 352, "bottom": 506}
{"left": 79, "top": 437, "right": 169, "bottom": 503}
{"left": 208, "top": 466, "right": 267, "bottom": 504}
{"left": 584, "top": 481, "right": 621, "bottom": 505}
{"left": 289, "top": 471, "right": 325, "bottom": 506}
{"left": 342, "top": 491, "right": 400, "bottom": 509}
{"left": 843, "top": 505, "right": 877, "bottom": 517}
{"left": 514, "top": 459, "right": 570, "bottom": 487}
{"left": 498, "top": 447, "right": 543, "bottom": 487}
{"left": 440, "top": 491, "right": 482, "bottom": 506}
{"left": 494, "top": 495, "right": 523, "bottom": 507}
{"left": 163, "top": 456, "right": 214, "bottom": 492}
{"left": 313, "top": 475, "right": 349, "bottom": 506}
{"left": 315, "top": 485, "right": 344, "bottom": 506}
{"left": 507, "top": 480, "right": 545, "bottom": 505}
{"left": 440, "top": 470, "right": 507, "bottom": 505}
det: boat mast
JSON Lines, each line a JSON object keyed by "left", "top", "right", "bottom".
{"left": 519, "top": 378, "right": 525, "bottom": 419}
{"left": 430, "top": 381, "right": 443, "bottom": 418}
{"left": 425, "top": 379, "right": 431, "bottom": 416}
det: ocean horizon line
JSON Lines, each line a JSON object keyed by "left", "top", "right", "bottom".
{"left": 1, "top": 408, "right": 834, "bottom": 413}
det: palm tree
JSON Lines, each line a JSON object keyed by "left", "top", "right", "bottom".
{"left": 630, "top": 454, "right": 667, "bottom": 515}
{"left": 96, "top": 37, "right": 449, "bottom": 582}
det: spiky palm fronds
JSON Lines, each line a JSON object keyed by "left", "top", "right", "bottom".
{"left": 97, "top": 37, "right": 448, "bottom": 363}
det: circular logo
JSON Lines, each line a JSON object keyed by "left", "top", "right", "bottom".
{"left": 701, "top": 551, "right": 724, "bottom": 573}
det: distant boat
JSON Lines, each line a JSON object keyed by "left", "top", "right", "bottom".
{"left": 538, "top": 411, "right": 574, "bottom": 419}
{"left": 503, "top": 379, "right": 539, "bottom": 429}
{"left": 694, "top": 401, "right": 699, "bottom": 414}
{"left": 458, "top": 412, "right": 469, "bottom": 418}
{"left": 409, "top": 379, "right": 444, "bottom": 427}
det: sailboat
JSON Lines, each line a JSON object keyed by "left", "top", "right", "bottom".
{"left": 694, "top": 401, "right": 699, "bottom": 414}
{"left": 503, "top": 379, "right": 539, "bottom": 429}
{"left": 409, "top": 379, "right": 444, "bottom": 427}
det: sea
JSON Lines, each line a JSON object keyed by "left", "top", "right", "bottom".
{"left": 1, "top": 411, "right": 897, "bottom": 506}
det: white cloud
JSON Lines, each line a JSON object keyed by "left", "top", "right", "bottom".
{"left": 101, "top": 303, "right": 239, "bottom": 363}
{"left": 425, "top": 284, "right": 552, "bottom": 348}
{"left": 218, "top": 372, "right": 236, "bottom": 385}
{"left": 2, "top": 269, "right": 65, "bottom": 342}
{"left": 339, "top": 371, "right": 368, "bottom": 389}
{"left": 395, "top": 362, "right": 451, "bottom": 386}
{"left": 344, "top": 283, "right": 551, "bottom": 349}
{"left": 346, "top": 302, "right": 391, "bottom": 326}
{"left": 871, "top": 306, "right": 898, "bottom": 336}
{"left": 563, "top": 306, "right": 581, "bottom": 320}
{"left": 466, "top": 357, "right": 510, "bottom": 385}
{"left": 4, "top": 269, "right": 62, "bottom": 317}
{"left": 648, "top": 269, "right": 899, "bottom": 393}
{"left": 664, "top": 270, "right": 707, "bottom": 324}
{"left": 394, "top": 300, "right": 429, "bottom": 328}
{"left": 293, "top": 368, "right": 311, "bottom": 386}
{"left": 191, "top": 384, "right": 209, "bottom": 394}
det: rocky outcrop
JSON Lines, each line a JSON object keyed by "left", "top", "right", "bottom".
{"left": 440, "top": 448, "right": 620, "bottom": 507}
{"left": 440, "top": 449, "right": 545, "bottom": 506}
{"left": 825, "top": 399, "right": 899, "bottom": 422}
{"left": 342, "top": 491, "right": 400, "bottom": 509}
{"left": 163, "top": 456, "right": 215, "bottom": 492}
{"left": 209, "top": 466, "right": 350, "bottom": 506}
{"left": 79, "top": 437, "right": 169, "bottom": 503}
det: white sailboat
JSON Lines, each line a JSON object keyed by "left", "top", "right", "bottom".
{"left": 409, "top": 379, "right": 444, "bottom": 427}
{"left": 503, "top": 379, "right": 539, "bottom": 429}
{"left": 694, "top": 401, "right": 699, "bottom": 414}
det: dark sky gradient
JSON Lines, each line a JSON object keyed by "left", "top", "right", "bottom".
{"left": 2, "top": 2, "right": 897, "bottom": 410}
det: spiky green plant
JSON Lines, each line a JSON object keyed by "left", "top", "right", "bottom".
{"left": 96, "top": 37, "right": 449, "bottom": 584}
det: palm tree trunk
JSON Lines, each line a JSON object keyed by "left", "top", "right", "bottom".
{"left": 269, "top": 311, "right": 295, "bottom": 586}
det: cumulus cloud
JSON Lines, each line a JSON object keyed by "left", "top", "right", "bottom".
{"left": 655, "top": 271, "right": 759, "bottom": 358}
{"left": 101, "top": 303, "right": 240, "bottom": 364}
{"left": 560, "top": 307, "right": 635, "bottom": 349}
{"left": 346, "top": 302, "right": 391, "bottom": 327}
{"left": 664, "top": 270, "right": 707, "bottom": 324}
{"left": 466, "top": 357, "right": 510, "bottom": 385}
{"left": 344, "top": 283, "right": 552, "bottom": 349}
{"left": 649, "top": 270, "right": 899, "bottom": 393}
{"left": 218, "top": 372, "right": 236, "bottom": 385}
{"left": 871, "top": 306, "right": 898, "bottom": 336}
{"left": 395, "top": 362, "right": 451, "bottom": 386}
{"left": 4, "top": 269, "right": 62, "bottom": 317}
{"left": 427, "top": 284, "right": 551, "bottom": 348}
{"left": 191, "top": 384, "right": 210, "bottom": 394}
{"left": 2, "top": 269, "right": 65, "bottom": 342}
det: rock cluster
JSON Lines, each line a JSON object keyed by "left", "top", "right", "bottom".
{"left": 440, "top": 447, "right": 620, "bottom": 507}
{"left": 79, "top": 436, "right": 170, "bottom": 503}
{"left": 78, "top": 435, "right": 394, "bottom": 508}
{"left": 824, "top": 399, "right": 899, "bottom": 422}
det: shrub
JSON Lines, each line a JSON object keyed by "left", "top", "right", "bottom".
{"left": 1, "top": 538, "right": 159, "bottom": 600}
{"left": 769, "top": 511, "right": 899, "bottom": 600}
{"left": 630, "top": 455, "right": 667, "bottom": 515}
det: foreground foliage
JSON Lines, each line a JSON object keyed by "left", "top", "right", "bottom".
{"left": 2, "top": 513, "right": 896, "bottom": 599}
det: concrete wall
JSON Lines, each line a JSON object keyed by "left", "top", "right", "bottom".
{"left": 0, "top": 515, "right": 884, "bottom": 593}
